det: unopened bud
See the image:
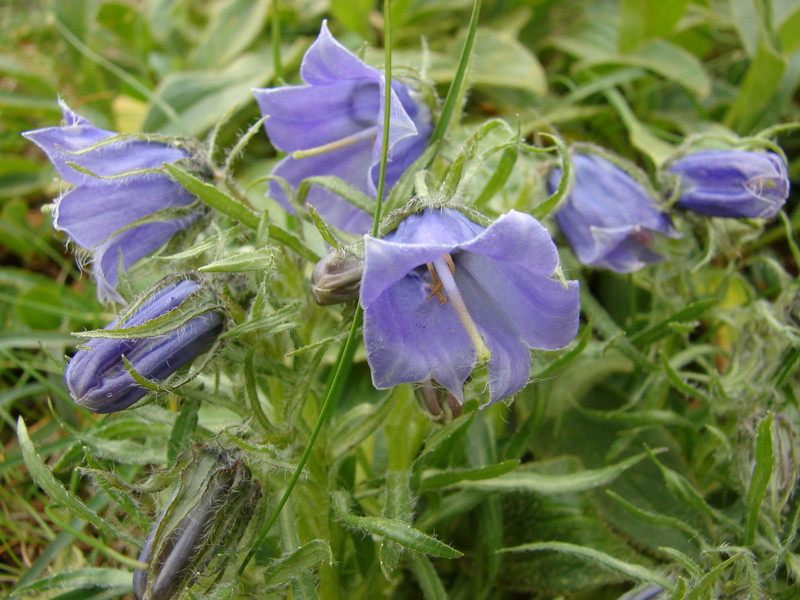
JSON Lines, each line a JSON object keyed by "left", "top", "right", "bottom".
{"left": 311, "top": 250, "right": 363, "bottom": 305}
{"left": 133, "top": 445, "right": 261, "bottom": 600}
{"left": 415, "top": 380, "right": 463, "bottom": 424}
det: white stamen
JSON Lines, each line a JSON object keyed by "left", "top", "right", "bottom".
{"left": 431, "top": 255, "right": 491, "bottom": 362}
{"left": 291, "top": 126, "right": 378, "bottom": 159}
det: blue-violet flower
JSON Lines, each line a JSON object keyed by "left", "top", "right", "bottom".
{"left": 23, "top": 101, "right": 200, "bottom": 302}
{"left": 66, "top": 279, "right": 223, "bottom": 413}
{"left": 360, "top": 208, "right": 580, "bottom": 406}
{"left": 253, "top": 21, "right": 433, "bottom": 233}
{"left": 666, "top": 149, "right": 789, "bottom": 219}
{"left": 548, "top": 153, "right": 679, "bottom": 273}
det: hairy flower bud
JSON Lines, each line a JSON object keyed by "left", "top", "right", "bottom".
{"left": 66, "top": 278, "right": 224, "bottom": 413}
{"left": 311, "top": 250, "right": 363, "bottom": 305}
{"left": 666, "top": 150, "right": 789, "bottom": 219}
{"left": 133, "top": 445, "right": 262, "bottom": 600}
{"left": 415, "top": 380, "right": 463, "bottom": 423}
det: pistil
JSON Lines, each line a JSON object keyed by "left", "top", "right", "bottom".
{"left": 292, "top": 126, "right": 379, "bottom": 159}
{"left": 431, "top": 254, "right": 491, "bottom": 362}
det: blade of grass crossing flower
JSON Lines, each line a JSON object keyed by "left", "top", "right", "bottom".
{"left": 429, "top": 0, "right": 482, "bottom": 146}
{"left": 271, "top": 0, "right": 282, "bottom": 82}
{"left": 744, "top": 412, "right": 774, "bottom": 546}
{"left": 241, "top": 4, "right": 396, "bottom": 573}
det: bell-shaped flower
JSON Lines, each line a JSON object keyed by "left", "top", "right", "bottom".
{"left": 66, "top": 279, "right": 224, "bottom": 413}
{"left": 360, "top": 208, "right": 580, "bottom": 406}
{"left": 548, "top": 153, "right": 679, "bottom": 273}
{"left": 23, "top": 101, "right": 200, "bottom": 302}
{"left": 253, "top": 21, "right": 433, "bottom": 233}
{"left": 665, "top": 149, "right": 789, "bottom": 219}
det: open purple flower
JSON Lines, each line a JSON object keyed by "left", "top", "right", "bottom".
{"left": 666, "top": 149, "right": 789, "bottom": 218}
{"left": 253, "top": 21, "right": 433, "bottom": 234}
{"left": 548, "top": 153, "right": 679, "bottom": 273}
{"left": 66, "top": 279, "right": 223, "bottom": 413}
{"left": 23, "top": 101, "right": 200, "bottom": 302}
{"left": 360, "top": 208, "right": 580, "bottom": 406}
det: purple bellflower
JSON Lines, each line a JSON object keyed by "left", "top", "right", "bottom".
{"left": 253, "top": 21, "right": 433, "bottom": 233}
{"left": 66, "top": 279, "right": 223, "bottom": 413}
{"left": 23, "top": 101, "right": 199, "bottom": 302}
{"left": 360, "top": 208, "right": 580, "bottom": 406}
{"left": 666, "top": 149, "right": 789, "bottom": 219}
{"left": 548, "top": 153, "right": 679, "bottom": 273}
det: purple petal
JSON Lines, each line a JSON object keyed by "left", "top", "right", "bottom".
{"left": 667, "top": 150, "right": 789, "bottom": 218}
{"left": 254, "top": 80, "right": 380, "bottom": 153}
{"left": 363, "top": 268, "right": 475, "bottom": 401}
{"left": 456, "top": 252, "right": 580, "bottom": 352}
{"left": 460, "top": 210, "right": 560, "bottom": 278}
{"left": 66, "top": 279, "right": 223, "bottom": 413}
{"left": 54, "top": 175, "right": 195, "bottom": 248}
{"left": 93, "top": 216, "right": 200, "bottom": 303}
{"left": 23, "top": 103, "right": 186, "bottom": 186}
{"left": 550, "top": 154, "right": 677, "bottom": 272}
{"left": 269, "top": 143, "right": 375, "bottom": 233}
{"left": 300, "top": 21, "right": 381, "bottom": 85}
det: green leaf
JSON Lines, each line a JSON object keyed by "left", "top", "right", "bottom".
{"left": 335, "top": 501, "right": 461, "bottom": 559}
{"left": 162, "top": 162, "right": 259, "bottom": 228}
{"left": 329, "top": 394, "right": 394, "bottom": 461}
{"left": 296, "top": 175, "right": 376, "bottom": 216}
{"left": 263, "top": 540, "right": 333, "bottom": 588}
{"left": 744, "top": 412, "right": 774, "bottom": 546}
{"left": 447, "top": 450, "right": 657, "bottom": 494}
{"left": 409, "top": 552, "right": 448, "bottom": 600}
{"left": 499, "top": 541, "right": 673, "bottom": 590}
{"left": 167, "top": 398, "right": 201, "bottom": 463}
{"left": 470, "top": 28, "right": 546, "bottom": 95}
{"left": 16, "top": 417, "right": 133, "bottom": 543}
{"left": 725, "top": 40, "right": 786, "bottom": 135}
{"left": 551, "top": 21, "right": 710, "bottom": 98}
{"left": 420, "top": 459, "right": 519, "bottom": 490}
{"left": 778, "top": 6, "right": 800, "bottom": 53}
{"left": 198, "top": 248, "right": 276, "bottom": 272}
{"left": 619, "top": 0, "right": 687, "bottom": 52}
{"left": 331, "top": 0, "right": 374, "bottom": 37}
{"left": 191, "top": 0, "right": 269, "bottom": 69}
{"left": 630, "top": 299, "right": 717, "bottom": 347}
{"left": 11, "top": 568, "right": 132, "bottom": 596}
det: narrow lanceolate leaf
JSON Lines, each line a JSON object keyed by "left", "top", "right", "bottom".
{"left": 336, "top": 512, "right": 462, "bottom": 558}
{"left": 16, "top": 417, "right": 134, "bottom": 544}
{"left": 11, "top": 568, "right": 133, "bottom": 595}
{"left": 499, "top": 541, "right": 673, "bottom": 590}
{"left": 263, "top": 540, "right": 333, "bottom": 588}
{"left": 449, "top": 451, "right": 658, "bottom": 494}
{"left": 420, "top": 459, "right": 520, "bottom": 490}
{"left": 198, "top": 248, "right": 276, "bottom": 272}
{"left": 744, "top": 412, "right": 774, "bottom": 546}
{"left": 409, "top": 552, "right": 449, "bottom": 600}
{"left": 163, "top": 162, "right": 259, "bottom": 228}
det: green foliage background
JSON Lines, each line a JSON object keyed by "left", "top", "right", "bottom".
{"left": 1, "top": 0, "right": 799, "bottom": 598}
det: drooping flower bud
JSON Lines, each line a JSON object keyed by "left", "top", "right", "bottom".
{"left": 665, "top": 149, "right": 789, "bottom": 219}
{"left": 133, "top": 445, "right": 262, "bottom": 600}
{"left": 66, "top": 278, "right": 224, "bottom": 413}
{"left": 548, "top": 153, "right": 679, "bottom": 273}
{"left": 311, "top": 249, "right": 363, "bottom": 305}
{"left": 415, "top": 380, "right": 463, "bottom": 423}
